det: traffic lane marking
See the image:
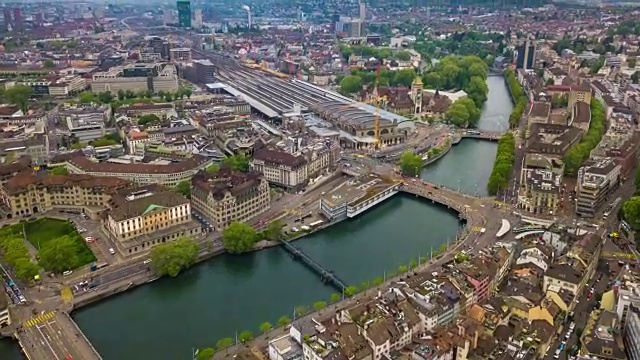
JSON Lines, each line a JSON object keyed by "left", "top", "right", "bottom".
{"left": 45, "top": 318, "right": 82, "bottom": 360}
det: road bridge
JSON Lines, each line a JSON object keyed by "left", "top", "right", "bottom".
{"left": 460, "top": 131, "right": 505, "bottom": 141}
{"left": 278, "top": 240, "right": 348, "bottom": 292}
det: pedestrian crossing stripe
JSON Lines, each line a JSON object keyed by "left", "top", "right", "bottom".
{"left": 24, "top": 311, "right": 55, "bottom": 327}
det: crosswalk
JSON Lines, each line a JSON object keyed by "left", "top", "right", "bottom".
{"left": 24, "top": 311, "right": 56, "bottom": 328}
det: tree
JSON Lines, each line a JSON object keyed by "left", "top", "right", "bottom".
{"left": 623, "top": 197, "right": 640, "bottom": 230}
{"left": 14, "top": 258, "right": 40, "bottom": 281}
{"left": 174, "top": 180, "right": 190, "bottom": 198}
{"left": 97, "top": 92, "right": 114, "bottom": 104}
{"left": 313, "top": 301, "right": 327, "bottom": 311}
{"left": 259, "top": 322, "right": 273, "bottom": 334}
{"left": 238, "top": 330, "right": 254, "bottom": 343}
{"left": 43, "top": 59, "right": 56, "bottom": 68}
{"left": 117, "top": 89, "right": 126, "bottom": 101}
{"left": 206, "top": 164, "right": 220, "bottom": 173}
{"left": 372, "top": 277, "right": 384, "bottom": 286}
{"left": 48, "top": 167, "right": 69, "bottom": 175}
{"left": 344, "top": 286, "right": 358, "bottom": 297}
{"left": 196, "top": 348, "right": 215, "bottom": 360}
{"left": 78, "top": 91, "right": 95, "bottom": 104}
{"left": 422, "top": 72, "right": 443, "bottom": 90}
{"left": 395, "top": 51, "right": 411, "bottom": 62}
{"left": 38, "top": 235, "right": 80, "bottom": 273}
{"left": 149, "top": 237, "right": 199, "bottom": 277}
{"left": 277, "top": 315, "right": 292, "bottom": 327}
{"left": 137, "top": 114, "right": 160, "bottom": 126}
{"left": 487, "top": 133, "right": 516, "bottom": 195}
{"left": 263, "top": 219, "right": 284, "bottom": 241}
{"left": 222, "top": 222, "right": 258, "bottom": 254}
{"left": 91, "top": 138, "right": 117, "bottom": 147}
{"left": 216, "top": 338, "right": 234, "bottom": 352}
{"left": 295, "top": 305, "right": 308, "bottom": 317}
{"left": 398, "top": 265, "right": 408, "bottom": 273}
{"left": 222, "top": 153, "right": 250, "bottom": 172}
{"left": 5, "top": 85, "right": 33, "bottom": 113}
{"left": 330, "top": 293, "right": 342, "bottom": 304}
{"left": 399, "top": 150, "right": 423, "bottom": 177}
{"left": 340, "top": 75, "right": 363, "bottom": 94}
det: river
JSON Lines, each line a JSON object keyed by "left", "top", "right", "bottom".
{"left": 0, "top": 76, "right": 513, "bottom": 359}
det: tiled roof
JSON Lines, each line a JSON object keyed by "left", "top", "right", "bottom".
{"left": 109, "top": 184, "right": 189, "bottom": 221}
{"left": 66, "top": 153, "right": 209, "bottom": 175}
{"left": 4, "top": 172, "right": 130, "bottom": 195}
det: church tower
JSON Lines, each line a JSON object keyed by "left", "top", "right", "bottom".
{"left": 411, "top": 76, "right": 423, "bottom": 115}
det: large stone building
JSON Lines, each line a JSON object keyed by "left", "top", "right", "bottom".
{"left": 190, "top": 168, "right": 270, "bottom": 230}
{"left": 0, "top": 172, "right": 130, "bottom": 219}
{"left": 575, "top": 158, "right": 621, "bottom": 217}
{"left": 52, "top": 152, "right": 212, "bottom": 187}
{"left": 105, "top": 184, "right": 200, "bottom": 256}
{"left": 250, "top": 144, "right": 335, "bottom": 191}
{"left": 91, "top": 63, "right": 179, "bottom": 94}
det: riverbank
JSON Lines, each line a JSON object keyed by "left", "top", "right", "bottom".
{"left": 422, "top": 138, "right": 453, "bottom": 166}
{"left": 70, "top": 188, "right": 468, "bottom": 312}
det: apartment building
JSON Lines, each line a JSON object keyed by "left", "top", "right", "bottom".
{"left": 520, "top": 169, "right": 562, "bottom": 215}
{"left": 0, "top": 172, "right": 130, "bottom": 219}
{"left": 0, "top": 291, "right": 10, "bottom": 327}
{"left": 106, "top": 185, "right": 200, "bottom": 256}
{"left": 66, "top": 114, "right": 106, "bottom": 142}
{"left": 91, "top": 63, "right": 179, "bottom": 94}
{"left": 57, "top": 152, "right": 212, "bottom": 187}
{"left": 579, "top": 310, "right": 626, "bottom": 360}
{"left": 575, "top": 158, "right": 621, "bottom": 217}
{"left": 0, "top": 134, "right": 49, "bottom": 166}
{"left": 251, "top": 145, "right": 334, "bottom": 191}
{"left": 190, "top": 168, "right": 271, "bottom": 230}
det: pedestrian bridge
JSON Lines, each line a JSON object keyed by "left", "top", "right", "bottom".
{"left": 278, "top": 239, "right": 348, "bottom": 292}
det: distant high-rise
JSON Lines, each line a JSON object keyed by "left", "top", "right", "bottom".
{"left": 35, "top": 12, "right": 44, "bottom": 28}
{"left": 193, "top": 9, "right": 202, "bottom": 29}
{"left": 176, "top": 0, "right": 191, "bottom": 29}
{"left": 12, "top": 7, "right": 22, "bottom": 31}
{"left": 359, "top": 1, "right": 366, "bottom": 20}
{"left": 516, "top": 39, "right": 536, "bottom": 70}
{"left": 2, "top": 8, "right": 12, "bottom": 31}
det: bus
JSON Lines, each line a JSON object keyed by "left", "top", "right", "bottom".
{"left": 309, "top": 220, "right": 324, "bottom": 228}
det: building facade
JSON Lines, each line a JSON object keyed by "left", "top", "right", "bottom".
{"left": 190, "top": 169, "right": 271, "bottom": 230}
{"left": 575, "top": 159, "right": 621, "bottom": 217}
{"left": 106, "top": 185, "right": 200, "bottom": 256}
{"left": 177, "top": 0, "right": 191, "bottom": 28}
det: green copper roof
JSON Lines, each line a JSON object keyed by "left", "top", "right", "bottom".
{"left": 142, "top": 204, "right": 166, "bottom": 216}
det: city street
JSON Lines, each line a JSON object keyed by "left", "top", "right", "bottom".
{"left": 20, "top": 311, "right": 90, "bottom": 360}
{"left": 543, "top": 260, "right": 613, "bottom": 360}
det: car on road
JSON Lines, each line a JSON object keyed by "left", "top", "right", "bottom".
{"left": 109, "top": 248, "right": 116, "bottom": 255}
{"left": 63, "top": 270, "right": 73, "bottom": 276}
{"left": 85, "top": 236, "right": 95, "bottom": 243}
{"left": 144, "top": 259, "right": 152, "bottom": 264}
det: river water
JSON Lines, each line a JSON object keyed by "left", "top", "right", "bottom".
{"left": 1, "top": 76, "right": 513, "bottom": 359}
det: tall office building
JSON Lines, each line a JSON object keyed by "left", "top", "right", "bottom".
{"left": 516, "top": 39, "right": 536, "bottom": 70}
{"left": 34, "top": 12, "right": 43, "bottom": 28}
{"left": 193, "top": 9, "right": 202, "bottom": 28}
{"left": 12, "top": 7, "right": 21, "bottom": 32}
{"left": 2, "top": 8, "right": 11, "bottom": 32}
{"left": 177, "top": 0, "right": 191, "bottom": 29}
{"left": 359, "top": 1, "right": 366, "bottom": 20}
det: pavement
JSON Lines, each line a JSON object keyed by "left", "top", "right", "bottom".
{"left": 18, "top": 310, "right": 98, "bottom": 360}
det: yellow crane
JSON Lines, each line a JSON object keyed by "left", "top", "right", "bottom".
{"left": 341, "top": 96, "right": 387, "bottom": 147}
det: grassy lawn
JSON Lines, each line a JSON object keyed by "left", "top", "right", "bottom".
{"left": 24, "top": 218, "right": 96, "bottom": 268}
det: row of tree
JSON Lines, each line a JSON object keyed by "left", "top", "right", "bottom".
{"left": 221, "top": 220, "right": 285, "bottom": 254}
{"left": 149, "top": 237, "right": 200, "bottom": 277}
{"left": 504, "top": 69, "right": 527, "bottom": 128}
{"left": 200, "top": 250, "right": 451, "bottom": 359}
{"left": 78, "top": 87, "right": 193, "bottom": 107}
{"left": 445, "top": 97, "right": 482, "bottom": 128}
{"left": 622, "top": 166, "right": 640, "bottom": 231}
{"left": 0, "top": 85, "right": 33, "bottom": 113}
{"left": 0, "top": 229, "right": 40, "bottom": 281}
{"left": 338, "top": 45, "right": 412, "bottom": 63}
{"left": 339, "top": 68, "right": 417, "bottom": 93}
{"left": 562, "top": 100, "right": 606, "bottom": 176}
{"left": 398, "top": 150, "right": 423, "bottom": 177}
{"left": 423, "top": 55, "right": 489, "bottom": 106}
{"left": 487, "top": 132, "right": 516, "bottom": 196}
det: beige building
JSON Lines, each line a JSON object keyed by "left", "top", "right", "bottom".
{"left": 0, "top": 172, "right": 130, "bottom": 219}
{"left": 53, "top": 152, "right": 212, "bottom": 187}
{"left": 251, "top": 146, "right": 333, "bottom": 191}
{"left": 190, "top": 168, "right": 271, "bottom": 230}
{"left": 106, "top": 185, "right": 200, "bottom": 256}
{"left": 91, "top": 63, "right": 178, "bottom": 94}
